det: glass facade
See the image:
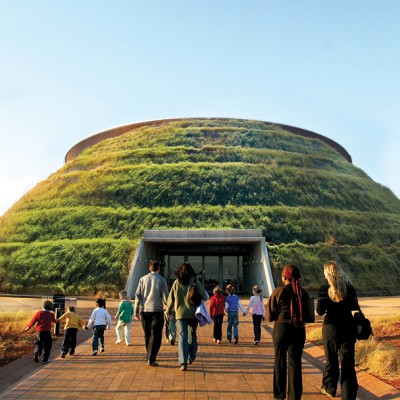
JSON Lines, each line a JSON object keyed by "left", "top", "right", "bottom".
{"left": 163, "top": 254, "right": 244, "bottom": 293}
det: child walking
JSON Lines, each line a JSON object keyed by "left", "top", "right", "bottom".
{"left": 225, "top": 284, "right": 245, "bottom": 344}
{"left": 244, "top": 285, "right": 266, "bottom": 345}
{"left": 87, "top": 298, "right": 111, "bottom": 355}
{"left": 114, "top": 290, "right": 134, "bottom": 345}
{"left": 58, "top": 305, "right": 87, "bottom": 357}
{"left": 209, "top": 286, "right": 225, "bottom": 344}
{"left": 164, "top": 309, "right": 176, "bottom": 345}
{"left": 25, "top": 300, "right": 58, "bottom": 364}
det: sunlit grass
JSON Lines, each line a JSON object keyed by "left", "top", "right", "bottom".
{"left": 305, "top": 315, "right": 400, "bottom": 382}
{"left": 356, "top": 337, "right": 400, "bottom": 379}
{"left": 0, "top": 311, "right": 32, "bottom": 332}
{"left": 0, "top": 311, "right": 34, "bottom": 362}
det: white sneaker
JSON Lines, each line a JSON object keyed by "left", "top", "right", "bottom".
{"left": 115, "top": 340, "right": 122, "bottom": 344}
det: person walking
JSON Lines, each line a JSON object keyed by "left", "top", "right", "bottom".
{"left": 209, "top": 286, "right": 225, "bottom": 344}
{"left": 58, "top": 305, "right": 87, "bottom": 357}
{"left": 25, "top": 300, "right": 58, "bottom": 364}
{"left": 317, "top": 261, "right": 359, "bottom": 400}
{"left": 225, "top": 284, "right": 245, "bottom": 344}
{"left": 266, "top": 264, "right": 310, "bottom": 400}
{"left": 114, "top": 290, "right": 134, "bottom": 346}
{"left": 134, "top": 260, "right": 169, "bottom": 367}
{"left": 87, "top": 298, "right": 112, "bottom": 356}
{"left": 243, "top": 285, "right": 265, "bottom": 345}
{"left": 166, "top": 262, "right": 208, "bottom": 371}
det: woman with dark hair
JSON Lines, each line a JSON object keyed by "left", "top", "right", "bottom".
{"left": 266, "top": 264, "right": 310, "bottom": 400}
{"left": 166, "top": 262, "right": 208, "bottom": 371}
{"left": 317, "top": 261, "right": 359, "bottom": 399}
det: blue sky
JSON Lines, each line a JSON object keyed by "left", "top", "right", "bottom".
{"left": 1, "top": 1, "right": 399, "bottom": 216}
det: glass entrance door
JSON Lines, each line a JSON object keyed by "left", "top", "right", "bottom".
{"left": 163, "top": 254, "right": 244, "bottom": 293}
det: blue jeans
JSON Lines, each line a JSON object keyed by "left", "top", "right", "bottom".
{"left": 227, "top": 311, "right": 239, "bottom": 341}
{"left": 92, "top": 325, "right": 106, "bottom": 351}
{"left": 177, "top": 318, "right": 198, "bottom": 365}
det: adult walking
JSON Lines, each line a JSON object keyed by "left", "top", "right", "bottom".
{"left": 134, "top": 260, "right": 169, "bottom": 366}
{"left": 317, "top": 261, "right": 359, "bottom": 399}
{"left": 166, "top": 262, "right": 208, "bottom": 371}
{"left": 266, "top": 264, "right": 310, "bottom": 400}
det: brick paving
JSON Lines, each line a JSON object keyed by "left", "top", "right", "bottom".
{"left": 1, "top": 315, "right": 399, "bottom": 400}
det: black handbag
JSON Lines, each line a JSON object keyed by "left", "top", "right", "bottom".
{"left": 353, "top": 307, "right": 373, "bottom": 340}
{"left": 302, "top": 297, "right": 315, "bottom": 323}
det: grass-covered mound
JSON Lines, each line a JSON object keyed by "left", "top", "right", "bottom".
{"left": 0, "top": 118, "right": 399, "bottom": 294}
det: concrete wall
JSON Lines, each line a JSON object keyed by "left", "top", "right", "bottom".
{"left": 125, "top": 229, "right": 275, "bottom": 299}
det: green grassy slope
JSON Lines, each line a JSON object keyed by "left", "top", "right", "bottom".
{"left": 1, "top": 119, "right": 399, "bottom": 293}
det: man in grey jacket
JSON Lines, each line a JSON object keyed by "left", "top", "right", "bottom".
{"left": 134, "top": 260, "right": 169, "bottom": 366}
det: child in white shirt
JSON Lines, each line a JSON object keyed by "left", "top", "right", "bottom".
{"left": 88, "top": 298, "right": 112, "bottom": 355}
{"left": 244, "top": 285, "right": 266, "bottom": 345}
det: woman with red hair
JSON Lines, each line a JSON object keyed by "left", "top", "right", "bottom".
{"left": 266, "top": 264, "right": 310, "bottom": 400}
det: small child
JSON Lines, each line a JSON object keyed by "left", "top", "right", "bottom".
{"left": 225, "top": 284, "right": 245, "bottom": 344}
{"left": 114, "top": 290, "right": 134, "bottom": 346}
{"left": 244, "top": 285, "right": 266, "bottom": 345}
{"left": 209, "top": 286, "right": 225, "bottom": 344}
{"left": 58, "top": 305, "right": 87, "bottom": 357}
{"left": 25, "top": 300, "right": 58, "bottom": 364}
{"left": 87, "top": 298, "right": 111, "bottom": 355}
{"left": 164, "top": 309, "right": 176, "bottom": 345}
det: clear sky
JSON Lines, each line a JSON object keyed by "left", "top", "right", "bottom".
{"left": 1, "top": 1, "right": 399, "bottom": 216}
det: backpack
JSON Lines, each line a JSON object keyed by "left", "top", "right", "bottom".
{"left": 187, "top": 278, "right": 202, "bottom": 307}
{"left": 353, "top": 309, "right": 373, "bottom": 340}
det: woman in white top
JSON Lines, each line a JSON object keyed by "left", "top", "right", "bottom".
{"left": 244, "top": 285, "right": 266, "bottom": 345}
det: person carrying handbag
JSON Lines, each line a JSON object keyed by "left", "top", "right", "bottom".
{"left": 317, "top": 261, "right": 360, "bottom": 400}
{"left": 166, "top": 262, "right": 208, "bottom": 371}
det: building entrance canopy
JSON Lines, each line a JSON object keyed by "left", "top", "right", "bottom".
{"left": 125, "top": 229, "right": 275, "bottom": 297}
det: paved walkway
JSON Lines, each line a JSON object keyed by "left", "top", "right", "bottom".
{"left": 0, "top": 315, "right": 398, "bottom": 399}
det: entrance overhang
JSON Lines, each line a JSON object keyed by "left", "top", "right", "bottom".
{"left": 125, "top": 229, "right": 275, "bottom": 297}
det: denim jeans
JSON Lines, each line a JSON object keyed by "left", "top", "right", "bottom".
{"left": 164, "top": 312, "right": 176, "bottom": 341}
{"left": 177, "top": 318, "right": 198, "bottom": 365}
{"left": 92, "top": 325, "right": 106, "bottom": 351}
{"left": 227, "top": 311, "right": 239, "bottom": 341}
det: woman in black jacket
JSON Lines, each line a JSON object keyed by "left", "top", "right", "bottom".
{"left": 317, "top": 261, "right": 359, "bottom": 400}
{"left": 267, "top": 264, "right": 310, "bottom": 400}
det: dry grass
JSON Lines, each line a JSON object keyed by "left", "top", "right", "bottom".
{"left": 305, "top": 315, "right": 400, "bottom": 385}
{"left": 0, "top": 311, "right": 32, "bottom": 332}
{"left": 356, "top": 338, "right": 400, "bottom": 379}
{"left": 305, "top": 322, "right": 323, "bottom": 344}
{"left": 0, "top": 311, "right": 34, "bottom": 364}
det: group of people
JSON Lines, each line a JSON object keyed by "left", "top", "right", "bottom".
{"left": 267, "top": 261, "right": 360, "bottom": 400}
{"left": 26, "top": 259, "right": 360, "bottom": 399}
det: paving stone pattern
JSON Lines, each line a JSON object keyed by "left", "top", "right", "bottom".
{"left": 1, "top": 315, "right": 399, "bottom": 399}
